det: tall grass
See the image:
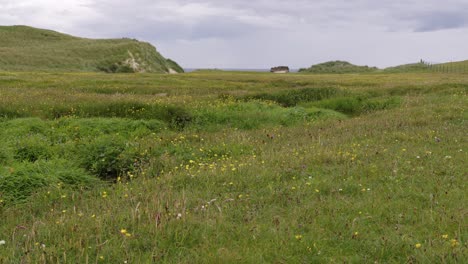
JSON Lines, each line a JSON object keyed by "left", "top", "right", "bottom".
{"left": 0, "top": 71, "right": 466, "bottom": 263}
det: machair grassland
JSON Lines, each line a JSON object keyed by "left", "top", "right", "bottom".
{"left": 0, "top": 71, "right": 466, "bottom": 263}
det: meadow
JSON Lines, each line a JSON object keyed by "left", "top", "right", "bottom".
{"left": 0, "top": 71, "right": 466, "bottom": 263}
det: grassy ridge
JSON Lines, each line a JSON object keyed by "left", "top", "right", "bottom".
{"left": 0, "top": 71, "right": 466, "bottom": 262}
{"left": 299, "top": 61, "right": 378, "bottom": 74}
{"left": 0, "top": 26, "right": 183, "bottom": 73}
{"left": 299, "top": 60, "right": 468, "bottom": 74}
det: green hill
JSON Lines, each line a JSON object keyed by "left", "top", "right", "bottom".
{"left": 0, "top": 25, "right": 184, "bottom": 73}
{"left": 382, "top": 62, "right": 430, "bottom": 73}
{"left": 299, "top": 61, "right": 378, "bottom": 74}
{"left": 383, "top": 60, "right": 468, "bottom": 73}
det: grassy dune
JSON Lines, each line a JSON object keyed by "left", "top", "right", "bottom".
{"left": 0, "top": 26, "right": 183, "bottom": 73}
{"left": 0, "top": 71, "right": 466, "bottom": 263}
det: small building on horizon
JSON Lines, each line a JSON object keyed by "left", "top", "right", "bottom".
{"left": 270, "top": 66, "right": 289, "bottom": 73}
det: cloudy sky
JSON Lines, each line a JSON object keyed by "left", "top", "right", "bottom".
{"left": 1, "top": 0, "right": 468, "bottom": 69}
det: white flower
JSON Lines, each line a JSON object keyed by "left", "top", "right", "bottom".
{"left": 0, "top": 240, "right": 6, "bottom": 245}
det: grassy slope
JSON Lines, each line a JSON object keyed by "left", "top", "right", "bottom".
{"left": 299, "top": 61, "right": 378, "bottom": 74}
{"left": 0, "top": 72, "right": 466, "bottom": 263}
{"left": 300, "top": 60, "right": 468, "bottom": 74}
{"left": 0, "top": 25, "right": 183, "bottom": 73}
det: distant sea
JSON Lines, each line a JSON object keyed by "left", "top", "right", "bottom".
{"left": 184, "top": 68, "right": 299, "bottom": 73}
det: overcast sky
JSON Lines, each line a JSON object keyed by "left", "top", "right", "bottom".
{"left": 1, "top": 0, "right": 468, "bottom": 69}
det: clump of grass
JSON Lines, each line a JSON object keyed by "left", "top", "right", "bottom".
{"left": 0, "top": 159, "right": 98, "bottom": 203}
{"left": 303, "top": 96, "right": 401, "bottom": 115}
{"left": 55, "top": 118, "right": 166, "bottom": 138}
{"left": 13, "top": 135, "right": 53, "bottom": 162}
{"left": 76, "top": 135, "right": 135, "bottom": 179}
{"left": 0, "top": 147, "right": 12, "bottom": 165}
{"left": 243, "top": 87, "right": 343, "bottom": 107}
{"left": 191, "top": 101, "right": 346, "bottom": 130}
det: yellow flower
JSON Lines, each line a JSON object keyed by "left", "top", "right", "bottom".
{"left": 101, "top": 191, "right": 108, "bottom": 198}
{"left": 295, "top": 235, "right": 302, "bottom": 240}
{"left": 450, "top": 239, "right": 459, "bottom": 247}
{"left": 442, "top": 234, "right": 449, "bottom": 239}
{"left": 120, "top": 229, "right": 127, "bottom": 234}
{"left": 415, "top": 243, "right": 422, "bottom": 249}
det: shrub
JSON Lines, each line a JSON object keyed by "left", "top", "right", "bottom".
{"left": 163, "top": 105, "right": 193, "bottom": 130}
{"left": 77, "top": 135, "right": 146, "bottom": 179}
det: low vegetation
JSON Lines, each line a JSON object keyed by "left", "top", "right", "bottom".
{"left": 0, "top": 71, "right": 466, "bottom": 263}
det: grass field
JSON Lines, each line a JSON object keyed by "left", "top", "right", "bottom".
{"left": 0, "top": 71, "right": 466, "bottom": 263}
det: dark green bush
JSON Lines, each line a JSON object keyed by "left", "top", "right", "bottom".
{"left": 77, "top": 135, "right": 146, "bottom": 179}
{"left": 164, "top": 105, "right": 193, "bottom": 130}
{"left": 97, "top": 61, "right": 135, "bottom": 73}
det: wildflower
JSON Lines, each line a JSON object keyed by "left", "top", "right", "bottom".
{"left": 295, "top": 235, "right": 303, "bottom": 240}
{"left": 442, "top": 234, "right": 449, "bottom": 239}
{"left": 415, "top": 243, "right": 422, "bottom": 249}
{"left": 291, "top": 187, "right": 296, "bottom": 190}
{"left": 120, "top": 229, "right": 127, "bottom": 235}
{"left": 0, "top": 240, "right": 5, "bottom": 246}
{"left": 450, "top": 239, "right": 459, "bottom": 247}
{"left": 101, "top": 191, "right": 108, "bottom": 198}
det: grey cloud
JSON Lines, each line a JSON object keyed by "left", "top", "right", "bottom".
{"left": 1, "top": 0, "right": 468, "bottom": 68}
{"left": 414, "top": 12, "right": 468, "bottom": 32}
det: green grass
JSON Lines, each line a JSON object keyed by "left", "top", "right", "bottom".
{"left": 299, "top": 60, "right": 468, "bottom": 74}
{"left": 0, "top": 71, "right": 466, "bottom": 263}
{"left": 0, "top": 26, "right": 183, "bottom": 73}
{"left": 299, "top": 61, "right": 378, "bottom": 74}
